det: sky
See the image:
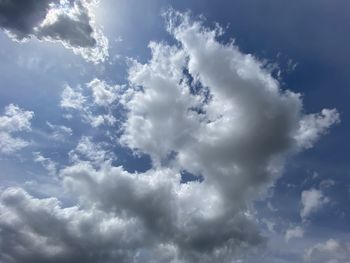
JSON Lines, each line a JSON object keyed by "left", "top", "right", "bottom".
{"left": 0, "top": 0, "right": 349, "bottom": 262}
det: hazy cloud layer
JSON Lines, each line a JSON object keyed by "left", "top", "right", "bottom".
{"left": 0, "top": 0, "right": 108, "bottom": 62}
{"left": 304, "top": 239, "right": 350, "bottom": 263}
{"left": 285, "top": 226, "right": 304, "bottom": 242}
{"left": 0, "top": 10, "right": 340, "bottom": 263}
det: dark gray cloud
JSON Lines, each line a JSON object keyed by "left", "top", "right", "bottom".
{"left": 0, "top": 0, "right": 108, "bottom": 62}
{"left": 0, "top": 187, "right": 146, "bottom": 263}
{"left": 36, "top": 1, "right": 96, "bottom": 48}
{"left": 0, "top": 0, "right": 54, "bottom": 39}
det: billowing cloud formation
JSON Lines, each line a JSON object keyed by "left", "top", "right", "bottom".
{"left": 0, "top": 104, "right": 34, "bottom": 154}
{"left": 304, "top": 239, "right": 350, "bottom": 263}
{"left": 0, "top": 187, "right": 145, "bottom": 263}
{"left": 0, "top": 0, "right": 108, "bottom": 62}
{"left": 68, "top": 136, "right": 114, "bottom": 165}
{"left": 0, "top": 10, "right": 340, "bottom": 263}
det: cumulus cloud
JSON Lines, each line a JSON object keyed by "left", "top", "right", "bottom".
{"left": 60, "top": 83, "right": 117, "bottom": 127}
{"left": 87, "top": 78, "right": 119, "bottom": 107}
{"left": 304, "top": 239, "right": 350, "bottom": 263}
{"left": 300, "top": 188, "right": 329, "bottom": 220}
{"left": 0, "top": 10, "right": 340, "bottom": 263}
{"left": 295, "top": 109, "right": 340, "bottom": 149}
{"left": 121, "top": 9, "right": 338, "bottom": 204}
{"left": 0, "top": 0, "right": 108, "bottom": 62}
{"left": 0, "top": 187, "right": 146, "bottom": 263}
{"left": 68, "top": 136, "right": 115, "bottom": 165}
{"left": 62, "top": 161, "right": 264, "bottom": 262}
{"left": 285, "top": 226, "right": 304, "bottom": 242}
{"left": 60, "top": 84, "right": 86, "bottom": 110}
{"left": 0, "top": 104, "right": 34, "bottom": 155}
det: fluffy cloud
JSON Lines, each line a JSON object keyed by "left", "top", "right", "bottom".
{"left": 68, "top": 136, "right": 115, "bottom": 164}
{"left": 0, "top": 0, "right": 108, "bottom": 62}
{"left": 87, "top": 78, "right": 119, "bottom": 107}
{"left": 60, "top": 83, "right": 117, "bottom": 127}
{"left": 67, "top": 163, "right": 264, "bottom": 259}
{"left": 0, "top": 10, "right": 340, "bottom": 263}
{"left": 0, "top": 104, "right": 34, "bottom": 155}
{"left": 300, "top": 188, "right": 329, "bottom": 220}
{"left": 0, "top": 187, "right": 146, "bottom": 263}
{"left": 121, "top": 10, "right": 338, "bottom": 206}
{"left": 304, "top": 239, "right": 350, "bottom": 263}
{"left": 60, "top": 84, "right": 86, "bottom": 110}
{"left": 295, "top": 109, "right": 340, "bottom": 149}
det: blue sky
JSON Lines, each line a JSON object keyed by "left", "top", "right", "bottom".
{"left": 0, "top": 1, "right": 349, "bottom": 262}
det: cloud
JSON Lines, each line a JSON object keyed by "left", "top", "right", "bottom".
{"left": 60, "top": 82, "right": 118, "bottom": 127}
{"left": 285, "top": 226, "right": 304, "bottom": 242}
{"left": 0, "top": 187, "right": 146, "bottom": 263}
{"left": 300, "top": 188, "right": 329, "bottom": 220}
{"left": 0, "top": 104, "right": 34, "bottom": 155}
{"left": 0, "top": 10, "right": 341, "bottom": 263}
{"left": 60, "top": 84, "right": 86, "bottom": 110}
{"left": 304, "top": 239, "right": 350, "bottom": 263}
{"left": 0, "top": 0, "right": 52, "bottom": 39}
{"left": 121, "top": 9, "right": 338, "bottom": 205}
{"left": 295, "top": 109, "right": 340, "bottom": 149}
{"left": 62, "top": 161, "right": 264, "bottom": 262}
{"left": 33, "top": 152, "right": 57, "bottom": 176}
{"left": 0, "top": 0, "right": 108, "bottom": 63}
{"left": 87, "top": 78, "right": 119, "bottom": 107}
{"left": 68, "top": 136, "right": 115, "bottom": 165}
{"left": 46, "top": 122, "right": 73, "bottom": 141}
{"left": 319, "top": 179, "right": 336, "bottom": 190}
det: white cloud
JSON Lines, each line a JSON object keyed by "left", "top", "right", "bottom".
{"left": 122, "top": 10, "right": 338, "bottom": 208}
{"left": 60, "top": 84, "right": 86, "bottom": 110}
{"left": 87, "top": 78, "right": 119, "bottom": 107}
{"left": 69, "top": 136, "right": 114, "bottom": 165}
{"left": 304, "top": 239, "right": 350, "bottom": 263}
{"left": 0, "top": 187, "right": 146, "bottom": 263}
{"left": 61, "top": 161, "right": 263, "bottom": 262}
{"left": 60, "top": 82, "right": 117, "bottom": 127}
{"left": 300, "top": 188, "right": 329, "bottom": 220}
{"left": 0, "top": 10, "right": 341, "bottom": 263}
{"left": 285, "top": 226, "right": 304, "bottom": 242}
{"left": 295, "top": 109, "right": 340, "bottom": 149}
{"left": 0, "top": 0, "right": 109, "bottom": 63}
{"left": 0, "top": 104, "right": 34, "bottom": 155}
